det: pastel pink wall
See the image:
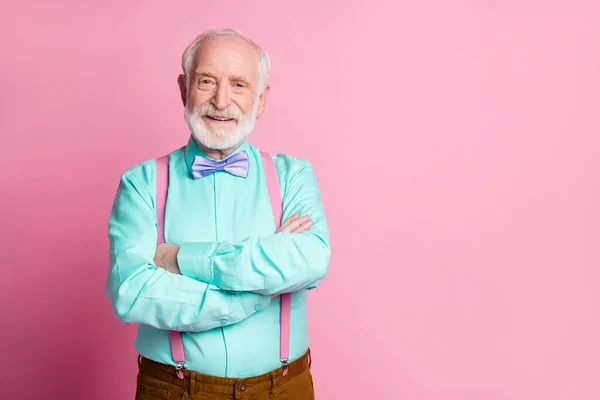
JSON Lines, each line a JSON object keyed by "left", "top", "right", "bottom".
{"left": 1, "top": 1, "right": 599, "bottom": 399}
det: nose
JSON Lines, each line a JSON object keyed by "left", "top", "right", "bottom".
{"left": 211, "top": 83, "right": 232, "bottom": 110}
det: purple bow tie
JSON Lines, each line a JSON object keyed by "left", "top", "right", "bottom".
{"left": 191, "top": 150, "right": 250, "bottom": 179}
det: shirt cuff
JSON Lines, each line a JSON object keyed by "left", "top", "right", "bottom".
{"left": 177, "top": 242, "right": 214, "bottom": 283}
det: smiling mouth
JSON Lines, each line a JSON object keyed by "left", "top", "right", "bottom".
{"left": 206, "top": 116, "right": 235, "bottom": 122}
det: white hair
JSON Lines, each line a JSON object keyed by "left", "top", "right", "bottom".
{"left": 181, "top": 28, "right": 271, "bottom": 92}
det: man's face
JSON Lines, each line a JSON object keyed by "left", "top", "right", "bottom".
{"left": 179, "top": 36, "right": 269, "bottom": 151}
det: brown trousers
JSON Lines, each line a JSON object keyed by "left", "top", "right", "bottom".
{"left": 135, "top": 350, "right": 315, "bottom": 400}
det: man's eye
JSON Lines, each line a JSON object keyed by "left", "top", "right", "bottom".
{"left": 235, "top": 83, "right": 245, "bottom": 88}
{"left": 200, "top": 80, "right": 213, "bottom": 85}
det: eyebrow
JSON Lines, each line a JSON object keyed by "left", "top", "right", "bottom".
{"left": 193, "top": 71, "right": 217, "bottom": 79}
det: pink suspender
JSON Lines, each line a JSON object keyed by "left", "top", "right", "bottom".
{"left": 155, "top": 151, "right": 291, "bottom": 379}
{"left": 155, "top": 155, "right": 169, "bottom": 245}
{"left": 155, "top": 155, "right": 186, "bottom": 379}
{"left": 260, "top": 151, "right": 292, "bottom": 376}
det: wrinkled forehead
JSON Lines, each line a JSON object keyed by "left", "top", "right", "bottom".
{"left": 191, "top": 36, "right": 260, "bottom": 85}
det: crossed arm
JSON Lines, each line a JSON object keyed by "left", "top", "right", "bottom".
{"left": 154, "top": 160, "right": 330, "bottom": 296}
{"left": 106, "top": 159, "right": 330, "bottom": 332}
{"left": 154, "top": 213, "right": 316, "bottom": 290}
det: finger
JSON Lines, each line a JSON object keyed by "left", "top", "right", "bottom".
{"left": 279, "top": 213, "right": 300, "bottom": 229}
{"left": 277, "top": 213, "right": 301, "bottom": 232}
{"left": 291, "top": 219, "right": 313, "bottom": 233}
{"left": 276, "top": 213, "right": 299, "bottom": 232}
{"left": 279, "top": 215, "right": 311, "bottom": 233}
{"left": 154, "top": 244, "right": 170, "bottom": 267}
{"left": 280, "top": 215, "right": 309, "bottom": 232}
{"left": 291, "top": 219, "right": 314, "bottom": 233}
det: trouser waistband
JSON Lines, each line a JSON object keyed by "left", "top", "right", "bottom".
{"left": 138, "top": 349, "right": 311, "bottom": 398}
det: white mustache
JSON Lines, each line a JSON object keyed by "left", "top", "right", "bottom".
{"left": 196, "top": 104, "right": 242, "bottom": 120}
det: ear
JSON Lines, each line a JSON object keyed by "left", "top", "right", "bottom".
{"left": 177, "top": 74, "right": 187, "bottom": 107}
{"left": 256, "top": 84, "right": 270, "bottom": 119}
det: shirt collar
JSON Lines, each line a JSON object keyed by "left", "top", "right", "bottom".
{"left": 184, "top": 135, "right": 251, "bottom": 177}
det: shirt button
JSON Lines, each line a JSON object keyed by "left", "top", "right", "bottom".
{"left": 239, "top": 383, "right": 246, "bottom": 392}
{"left": 254, "top": 304, "right": 262, "bottom": 311}
{"left": 221, "top": 318, "right": 228, "bottom": 325}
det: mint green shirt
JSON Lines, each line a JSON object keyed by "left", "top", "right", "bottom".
{"left": 106, "top": 136, "right": 330, "bottom": 378}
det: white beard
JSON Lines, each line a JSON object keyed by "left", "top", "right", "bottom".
{"left": 184, "top": 101, "right": 259, "bottom": 151}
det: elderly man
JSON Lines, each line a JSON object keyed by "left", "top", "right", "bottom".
{"left": 106, "top": 28, "right": 330, "bottom": 400}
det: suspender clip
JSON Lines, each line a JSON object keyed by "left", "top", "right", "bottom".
{"left": 175, "top": 362, "right": 185, "bottom": 379}
{"left": 280, "top": 358, "right": 289, "bottom": 376}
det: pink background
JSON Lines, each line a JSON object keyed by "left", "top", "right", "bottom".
{"left": 1, "top": 1, "right": 599, "bottom": 399}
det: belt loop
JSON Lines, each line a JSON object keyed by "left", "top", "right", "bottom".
{"left": 188, "top": 371, "right": 196, "bottom": 399}
{"left": 308, "top": 348, "right": 312, "bottom": 370}
{"left": 137, "top": 354, "right": 142, "bottom": 370}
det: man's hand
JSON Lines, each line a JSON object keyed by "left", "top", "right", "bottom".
{"left": 277, "top": 213, "right": 313, "bottom": 233}
{"left": 154, "top": 243, "right": 181, "bottom": 274}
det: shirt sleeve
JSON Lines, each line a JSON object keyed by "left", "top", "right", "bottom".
{"left": 177, "top": 158, "right": 331, "bottom": 295}
{"left": 106, "top": 168, "right": 271, "bottom": 332}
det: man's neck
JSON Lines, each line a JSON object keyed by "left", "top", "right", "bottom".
{"left": 196, "top": 139, "right": 245, "bottom": 160}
